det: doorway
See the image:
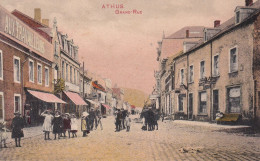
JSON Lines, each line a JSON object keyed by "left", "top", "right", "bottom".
{"left": 213, "top": 90, "right": 219, "bottom": 120}
{"left": 188, "top": 93, "right": 193, "bottom": 120}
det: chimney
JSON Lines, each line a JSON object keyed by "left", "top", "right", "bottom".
{"left": 245, "top": 0, "right": 253, "bottom": 6}
{"left": 42, "top": 19, "right": 49, "bottom": 27}
{"left": 214, "top": 20, "right": 221, "bottom": 28}
{"left": 186, "top": 30, "right": 189, "bottom": 38}
{"left": 34, "top": 8, "right": 41, "bottom": 23}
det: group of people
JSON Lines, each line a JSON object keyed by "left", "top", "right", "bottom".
{"left": 114, "top": 108, "right": 131, "bottom": 132}
{"left": 140, "top": 107, "right": 159, "bottom": 131}
{"left": 41, "top": 110, "right": 78, "bottom": 140}
{"left": 81, "top": 108, "right": 103, "bottom": 137}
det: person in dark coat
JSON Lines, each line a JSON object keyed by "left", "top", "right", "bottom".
{"left": 115, "top": 109, "right": 122, "bottom": 132}
{"left": 63, "top": 113, "right": 71, "bottom": 138}
{"left": 89, "top": 108, "right": 96, "bottom": 130}
{"left": 147, "top": 108, "right": 154, "bottom": 131}
{"left": 11, "top": 111, "right": 24, "bottom": 147}
{"left": 52, "top": 111, "right": 63, "bottom": 140}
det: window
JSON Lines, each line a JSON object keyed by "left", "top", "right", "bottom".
{"left": 74, "top": 68, "right": 76, "bottom": 84}
{"left": 13, "top": 56, "right": 20, "bottom": 83}
{"left": 178, "top": 94, "right": 185, "bottom": 111}
{"left": 189, "top": 65, "right": 194, "bottom": 83}
{"left": 228, "top": 87, "right": 241, "bottom": 113}
{"left": 45, "top": 67, "right": 49, "bottom": 86}
{"left": 66, "top": 63, "right": 68, "bottom": 81}
{"left": 70, "top": 66, "right": 73, "bottom": 82}
{"left": 236, "top": 11, "right": 240, "bottom": 24}
{"left": 230, "top": 47, "right": 238, "bottom": 73}
{"left": 62, "top": 61, "right": 65, "bottom": 79}
{"left": 199, "top": 91, "right": 207, "bottom": 114}
{"left": 213, "top": 55, "right": 219, "bottom": 76}
{"left": 54, "top": 41, "right": 58, "bottom": 56}
{"left": 29, "top": 59, "right": 34, "bottom": 82}
{"left": 200, "top": 61, "right": 205, "bottom": 79}
{"left": 0, "top": 50, "right": 3, "bottom": 80}
{"left": 0, "top": 92, "right": 4, "bottom": 121}
{"left": 180, "top": 69, "right": 184, "bottom": 84}
{"left": 14, "top": 94, "right": 21, "bottom": 113}
{"left": 37, "top": 63, "right": 42, "bottom": 84}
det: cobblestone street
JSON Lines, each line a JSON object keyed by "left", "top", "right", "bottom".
{"left": 1, "top": 116, "right": 260, "bottom": 161}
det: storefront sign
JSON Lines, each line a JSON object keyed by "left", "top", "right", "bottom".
{"left": 0, "top": 6, "right": 52, "bottom": 61}
{"left": 4, "top": 15, "right": 45, "bottom": 54}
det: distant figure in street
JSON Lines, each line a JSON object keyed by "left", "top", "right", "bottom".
{"left": 125, "top": 113, "right": 131, "bottom": 132}
{"left": 52, "top": 111, "right": 63, "bottom": 140}
{"left": 147, "top": 107, "right": 154, "bottom": 131}
{"left": 81, "top": 111, "right": 89, "bottom": 137}
{"left": 121, "top": 109, "right": 127, "bottom": 129}
{"left": 11, "top": 111, "right": 24, "bottom": 147}
{"left": 115, "top": 109, "right": 122, "bottom": 132}
{"left": 63, "top": 113, "right": 71, "bottom": 138}
{"left": 70, "top": 114, "right": 78, "bottom": 138}
{"left": 41, "top": 110, "right": 53, "bottom": 140}
{"left": 161, "top": 112, "right": 165, "bottom": 122}
{"left": 89, "top": 108, "right": 96, "bottom": 131}
{"left": 96, "top": 109, "right": 103, "bottom": 130}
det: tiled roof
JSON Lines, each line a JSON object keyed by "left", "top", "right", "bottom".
{"left": 166, "top": 26, "right": 205, "bottom": 39}
{"left": 180, "top": 0, "right": 260, "bottom": 58}
{"left": 11, "top": 9, "right": 52, "bottom": 42}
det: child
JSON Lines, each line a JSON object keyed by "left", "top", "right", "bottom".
{"left": 0, "top": 121, "right": 8, "bottom": 148}
{"left": 125, "top": 113, "right": 131, "bottom": 132}
{"left": 81, "top": 111, "right": 89, "bottom": 137}
{"left": 70, "top": 114, "right": 78, "bottom": 138}
{"left": 63, "top": 113, "right": 71, "bottom": 138}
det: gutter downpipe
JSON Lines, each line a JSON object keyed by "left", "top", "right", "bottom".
{"left": 21, "top": 52, "right": 30, "bottom": 117}
{"left": 186, "top": 54, "right": 189, "bottom": 120}
{"left": 210, "top": 42, "right": 213, "bottom": 122}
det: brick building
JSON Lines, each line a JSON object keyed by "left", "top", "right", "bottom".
{"left": 0, "top": 5, "right": 65, "bottom": 126}
{"left": 12, "top": 8, "right": 86, "bottom": 117}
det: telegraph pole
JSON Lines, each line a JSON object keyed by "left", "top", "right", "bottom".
{"left": 83, "top": 61, "right": 85, "bottom": 98}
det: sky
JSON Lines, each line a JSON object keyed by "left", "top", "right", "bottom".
{"left": 1, "top": 0, "right": 245, "bottom": 94}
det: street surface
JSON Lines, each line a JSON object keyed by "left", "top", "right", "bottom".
{"left": 0, "top": 115, "right": 260, "bottom": 161}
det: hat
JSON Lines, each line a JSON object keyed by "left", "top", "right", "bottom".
{"left": 82, "top": 112, "right": 89, "bottom": 117}
{"left": 65, "top": 113, "right": 70, "bottom": 116}
{"left": 14, "top": 111, "right": 21, "bottom": 115}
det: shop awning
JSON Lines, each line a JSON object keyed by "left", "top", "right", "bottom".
{"left": 28, "top": 90, "right": 66, "bottom": 104}
{"left": 86, "top": 99, "right": 100, "bottom": 106}
{"left": 102, "top": 104, "right": 111, "bottom": 109}
{"left": 64, "top": 91, "right": 87, "bottom": 105}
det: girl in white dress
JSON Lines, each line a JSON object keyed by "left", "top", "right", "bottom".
{"left": 70, "top": 114, "right": 78, "bottom": 138}
{"left": 41, "top": 110, "right": 53, "bottom": 140}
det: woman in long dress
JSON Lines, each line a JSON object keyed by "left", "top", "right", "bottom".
{"left": 41, "top": 110, "right": 53, "bottom": 140}
{"left": 11, "top": 111, "right": 24, "bottom": 147}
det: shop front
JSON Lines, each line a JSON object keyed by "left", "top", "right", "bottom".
{"left": 63, "top": 91, "right": 87, "bottom": 117}
{"left": 25, "top": 89, "right": 66, "bottom": 126}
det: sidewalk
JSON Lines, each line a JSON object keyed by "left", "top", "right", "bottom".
{"left": 4, "top": 126, "right": 43, "bottom": 145}
{"left": 169, "top": 120, "right": 251, "bottom": 130}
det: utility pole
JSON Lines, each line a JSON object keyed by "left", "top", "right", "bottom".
{"left": 83, "top": 62, "right": 85, "bottom": 98}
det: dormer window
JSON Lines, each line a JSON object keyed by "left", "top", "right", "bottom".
{"left": 236, "top": 11, "right": 240, "bottom": 24}
{"left": 235, "top": 7, "right": 257, "bottom": 24}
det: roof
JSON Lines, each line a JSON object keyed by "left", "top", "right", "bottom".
{"left": 177, "top": 0, "right": 260, "bottom": 60}
{"left": 92, "top": 81, "right": 106, "bottom": 92}
{"left": 28, "top": 90, "right": 66, "bottom": 104}
{"left": 63, "top": 91, "right": 87, "bottom": 105}
{"left": 166, "top": 26, "right": 205, "bottom": 39}
{"left": 11, "top": 9, "right": 52, "bottom": 42}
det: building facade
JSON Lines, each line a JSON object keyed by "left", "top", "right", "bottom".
{"left": 153, "top": 0, "right": 260, "bottom": 126}
{"left": 0, "top": 6, "right": 66, "bottom": 125}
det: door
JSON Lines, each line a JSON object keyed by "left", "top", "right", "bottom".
{"left": 188, "top": 93, "right": 193, "bottom": 120}
{"left": 213, "top": 90, "right": 219, "bottom": 120}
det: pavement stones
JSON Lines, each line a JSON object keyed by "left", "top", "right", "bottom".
{"left": 0, "top": 116, "right": 259, "bottom": 161}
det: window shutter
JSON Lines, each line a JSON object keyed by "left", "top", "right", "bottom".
{"left": 0, "top": 95, "right": 3, "bottom": 119}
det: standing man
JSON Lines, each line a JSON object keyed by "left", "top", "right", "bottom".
{"left": 89, "top": 108, "right": 96, "bottom": 131}
{"left": 11, "top": 111, "right": 25, "bottom": 147}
